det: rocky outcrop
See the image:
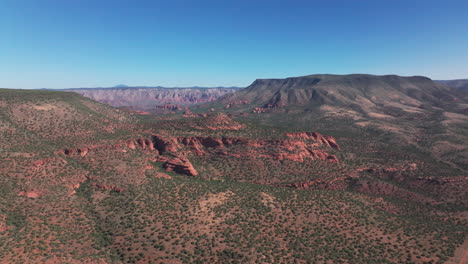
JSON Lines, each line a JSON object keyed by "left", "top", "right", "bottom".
{"left": 56, "top": 130, "right": 339, "bottom": 178}
{"left": 176, "top": 136, "right": 245, "bottom": 156}
{"left": 151, "top": 135, "right": 178, "bottom": 153}
{"left": 58, "top": 137, "right": 158, "bottom": 157}
{"left": 157, "top": 156, "right": 198, "bottom": 176}
{"left": 18, "top": 190, "right": 42, "bottom": 198}
{"left": 284, "top": 132, "right": 340, "bottom": 150}
{"left": 252, "top": 107, "right": 268, "bottom": 114}
{"left": 174, "top": 133, "right": 339, "bottom": 164}
{"left": 207, "top": 113, "right": 245, "bottom": 130}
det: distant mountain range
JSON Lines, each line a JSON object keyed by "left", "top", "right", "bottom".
{"left": 436, "top": 79, "right": 468, "bottom": 91}
{"left": 64, "top": 86, "right": 242, "bottom": 110}
{"left": 64, "top": 85, "right": 242, "bottom": 90}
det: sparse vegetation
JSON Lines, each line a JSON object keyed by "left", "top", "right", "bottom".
{"left": 0, "top": 81, "right": 466, "bottom": 264}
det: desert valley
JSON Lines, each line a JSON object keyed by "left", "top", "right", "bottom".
{"left": 2, "top": 1, "right": 468, "bottom": 263}
{"left": 1, "top": 74, "right": 467, "bottom": 263}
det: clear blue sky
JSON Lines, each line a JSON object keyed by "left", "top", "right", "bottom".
{"left": 1, "top": 0, "right": 468, "bottom": 88}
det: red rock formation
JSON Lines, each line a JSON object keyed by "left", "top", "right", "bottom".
{"left": 161, "top": 157, "right": 198, "bottom": 176}
{"left": 326, "top": 155, "right": 339, "bottom": 163}
{"left": 173, "top": 132, "right": 339, "bottom": 164}
{"left": 203, "top": 113, "right": 245, "bottom": 130}
{"left": 79, "top": 148, "right": 88, "bottom": 157}
{"left": 55, "top": 130, "right": 339, "bottom": 178}
{"left": 67, "top": 183, "right": 82, "bottom": 196}
{"left": 151, "top": 135, "right": 178, "bottom": 153}
{"left": 18, "top": 190, "right": 41, "bottom": 198}
{"left": 178, "top": 137, "right": 206, "bottom": 156}
{"left": 137, "top": 138, "right": 147, "bottom": 148}
{"left": 284, "top": 132, "right": 340, "bottom": 150}
{"left": 252, "top": 107, "right": 267, "bottom": 113}
{"left": 127, "top": 140, "right": 136, "bottom": 149}
{"left": 134, "top": 110, "right": 151, "bottom": 115}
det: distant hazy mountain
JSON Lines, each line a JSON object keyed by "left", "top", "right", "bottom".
{"left": 436, "top": 79, "right": 468, "bottom": 91}
{"left": 113, "top": 84, "right": 129, "bottom": 88}
{"left": 64, "top": 86, "right": 242, "bottom": 110}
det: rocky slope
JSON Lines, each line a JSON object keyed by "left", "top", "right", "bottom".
{"left": 66, "top": 87, "right": 240, "bottom": 111}
{"left": 206, "top": 74, "right": 456, "bottom": 114}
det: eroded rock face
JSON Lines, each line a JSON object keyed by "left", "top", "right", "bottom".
{"left": 158, "top": 156, "right": 198, "bottom": 176}
{"left": 58, "top": 138, "right": 158, "bottom": 157}
{"left": 151, "top": 135, "right": 178, "bottom": 153}
{"left": 127, "top": 140, "right": 136, "bottom": 149}
{"left": 172, "top": 132, "right": 340, "bottom": 163}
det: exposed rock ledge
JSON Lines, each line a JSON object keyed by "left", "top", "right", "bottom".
{"left": 56, "top": 131, "right": 340, "bottom": 177}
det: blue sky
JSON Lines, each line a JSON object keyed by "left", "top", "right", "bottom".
{"left": 1, "top": 0, "right": 468, "bottom": 88}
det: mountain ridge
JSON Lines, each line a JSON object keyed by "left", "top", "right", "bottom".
{"left": 202, "top": 73, "right": 457, "bottom": 113}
